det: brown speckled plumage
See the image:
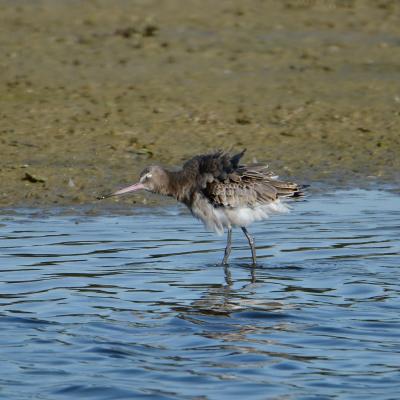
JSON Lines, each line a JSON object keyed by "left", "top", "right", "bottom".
{"left": 159, "top": 150, "right": 302, "bottom": 204}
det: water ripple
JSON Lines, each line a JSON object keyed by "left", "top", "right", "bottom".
{"left": 0, "top": 189, "right": 399, "bottom": 399}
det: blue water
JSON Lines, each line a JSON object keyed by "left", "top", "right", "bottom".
{"left": 1, "top": 189, "right": 399, "bottom": 400}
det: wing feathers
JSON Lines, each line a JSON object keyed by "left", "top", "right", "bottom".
{"left": 180, "top": 150, "right": 305, "bottom": 208}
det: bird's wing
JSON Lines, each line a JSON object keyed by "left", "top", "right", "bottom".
{"left": 182, "top": 149, "right": 245, "bottom": 188}
{"left": 181, "top": 150, "right": 302, "bottom": 208}
{"left": 203, "top": 161, "right": 302, "bottom": 208}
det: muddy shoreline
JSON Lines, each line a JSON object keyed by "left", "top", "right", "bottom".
{"left": 1, "top": 1, "right": 399, "bottom": 208}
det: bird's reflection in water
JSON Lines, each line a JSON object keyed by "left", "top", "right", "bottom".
{"left": 173, "top": 264, "right": 292, "bottom": 347}
{"left": 223, "top": 264, "right": 255, "bottom": 286}
{"left": 175, "top": 264, "right": 284, "bottom": 318}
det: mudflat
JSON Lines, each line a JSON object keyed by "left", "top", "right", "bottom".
{"left": 1, "top": 0, "right": 399, "bottom": 207}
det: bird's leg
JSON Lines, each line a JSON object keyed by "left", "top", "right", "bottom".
{"left": 222, "top": 228, "right": 232, "bottom": 265}
{"left": 241, "top": 227, "right": 256, "bottom": 266}
{"left": 223, "top": 265, "right": 233, "bottom": 286}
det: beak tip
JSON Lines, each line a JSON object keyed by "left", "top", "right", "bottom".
{"left": 97, "top": 182, "right": 144, "bottom": 200}
{"left": 97, "top": 193, "right": 112, "bottom": 200}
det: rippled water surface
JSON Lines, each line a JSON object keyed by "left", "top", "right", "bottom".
{"left": 1, "top": 189, "right": 399, "bottom": 400}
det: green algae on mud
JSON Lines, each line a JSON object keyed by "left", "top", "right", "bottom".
{"left": 0, "top": 0, "right": 399, "bottom": 207}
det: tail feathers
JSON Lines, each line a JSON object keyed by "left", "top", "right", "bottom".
{"left": 274, "top": 182, "right": 308, "bottom": 198}
{"left": 289, "top": 184, "right": 309, "bottom": 198}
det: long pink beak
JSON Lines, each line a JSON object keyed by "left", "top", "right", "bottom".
{"left": 98, "top": 182, "right": 145, "bottom": 199}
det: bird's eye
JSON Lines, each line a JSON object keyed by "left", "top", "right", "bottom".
{"left": 140, "top": 173, "right": 152, "bottom": 183}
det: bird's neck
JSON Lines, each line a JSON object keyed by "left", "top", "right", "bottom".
{"left": 160, "top": 169, "right": 195, "bottom": 203}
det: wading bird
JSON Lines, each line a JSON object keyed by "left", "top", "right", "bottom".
{"left": 99, "top": 150, "right": 304, "bottom": 265}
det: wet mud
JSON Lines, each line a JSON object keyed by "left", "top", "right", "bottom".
{"left": 1, "top": 0, "right": 399, "bottom": 207}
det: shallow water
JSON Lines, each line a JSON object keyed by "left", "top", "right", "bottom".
{"left": 1, "top": 189, "right": 399, "bottom": 400}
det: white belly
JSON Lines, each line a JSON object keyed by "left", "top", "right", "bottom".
{"left": 217, "top": 200, "right": 289, "bottom": 230}
{"left": 190, "top": 193, "right": 290, "bottom": 235}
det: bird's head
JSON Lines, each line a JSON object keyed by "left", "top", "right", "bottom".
{"left": 136, "top": 165, "right": 169, "bottom": 194}
{"left": 99, "top": 165, "right": 169, "bottom": 199}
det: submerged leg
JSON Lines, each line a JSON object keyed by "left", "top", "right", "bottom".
{"left": 223, "top": 264, "right": 233, "bottom": 286}
{"left": 222, "top": 228, "right": 232, "bottom": 265}
{"left": 241, "top": 227, "right": 256, "bottom": 266}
